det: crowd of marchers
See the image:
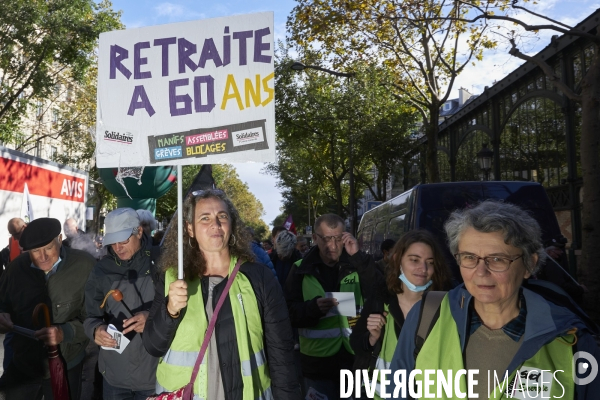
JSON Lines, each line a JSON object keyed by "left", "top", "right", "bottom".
{"left": 0, "top": 191, "right": 598, "bottom": 400}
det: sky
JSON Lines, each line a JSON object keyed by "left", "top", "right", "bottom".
{"left": 108, "top": 0, "right": 600, "bottom": 228}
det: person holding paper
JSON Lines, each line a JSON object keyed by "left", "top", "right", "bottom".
{"left": 285, "top": 213, "right": 381, "bottom": 400}
{"left": 0, "top": 217, "right": 95, "bottom": 399}
{"left": 142, "top": 189, "right": 301, "bottom": 400}
{"left": 349, "top": 230, "right": 452, "bottom": 398}
{"left": 83, "top": 208, "right": 159, "bottom": 399}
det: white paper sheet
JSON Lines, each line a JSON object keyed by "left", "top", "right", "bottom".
{"left": 324, "top": 292, "right": 357, "bottom": 317}
{"left": 101, "top": 324, "right": 130, "bottom": 354}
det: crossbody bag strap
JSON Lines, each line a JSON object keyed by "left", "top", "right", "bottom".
{"left": 414, "top": 290, "right": 446, "bottom": 360}
{"left": 183, "top": 258, "right": 243, "bottom": 398}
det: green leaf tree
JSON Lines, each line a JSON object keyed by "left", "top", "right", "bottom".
{"left": 270, "top": 44, "right": 418, "bottom": 226}
{"left": 156, "top": 165, "right": 270, "bottom": 240}
{"left": 287, "top": 0, "right": 495, "bottom": 183}
{"left": 0, "top": 0, "right": 122, "bottom": 142}
{"left": 52, "top": 63, "right": 117, "bottom": 234}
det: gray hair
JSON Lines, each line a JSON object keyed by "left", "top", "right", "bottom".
{"left": 275, "top": 230, "right": 297, "bottom": 258}
{"left": 444, "top": 200, "right": 547, "bottom": 275}
{"left": 136, "top": 209, "right": 157, "bottom": 231}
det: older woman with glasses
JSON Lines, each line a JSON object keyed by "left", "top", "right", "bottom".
{"left": 143, "top": 189, "right": 301, "bottom": 400}
{"left": 390, "top": 200, "right": 599, "bottom": 399}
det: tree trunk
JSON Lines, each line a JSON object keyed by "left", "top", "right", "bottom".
{"left": 381, "top": 174, "right": 388, "bottom": 202}
{"left": 578, "top": 52, "right": 600, "bottom": 325}
{"left": 333, "top": 178, "right": 344, "bottom": 217}
{"left": 425, "top": 108, "right": 441, "bottom": 183}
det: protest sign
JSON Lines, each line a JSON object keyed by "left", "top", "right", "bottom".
{"left": 96, "top": 12, "right": 275, "bottom": 168}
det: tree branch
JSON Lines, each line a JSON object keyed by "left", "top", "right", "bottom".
{"left": 508, "top": 38, "right": 582, "bottom": 102}
{"left": 511, "top": 4, "right": 573, "bottom": 30}
{"left": 406, "top": 9, "right": 600, "bottom": 43}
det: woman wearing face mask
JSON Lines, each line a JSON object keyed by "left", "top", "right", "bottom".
{"left": 349, "top": 230, "right": 452, "bottom": 398}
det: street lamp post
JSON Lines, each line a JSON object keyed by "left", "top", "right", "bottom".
{"left": 477, "top": 143, "right": 494, "bottom": 181}
{"left": 290, "top": 61, "right": 358, "bottom": 234}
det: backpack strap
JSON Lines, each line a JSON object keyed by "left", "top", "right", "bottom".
{"left": 414, "top": 291, "right": 447, "bottom": 360}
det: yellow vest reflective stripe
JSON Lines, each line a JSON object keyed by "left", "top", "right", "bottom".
{"left": 161, "top": 349, "right": 205, "bottom": 367}
{"left": 375, "top": 304, "right": 396, "bottom": 370}
{"left": 156, "top": 257, "right": 273, "bottom": 399}
{"left": 298, "top": 326, "right": 352, "bottom": 339}
{"left": 414, "top": 295, "right": 575, "bottom": 399}
{"left": 370, "top": 304, "right": 397, "bottom": 399}
{"left": 241, "top": 348, "right": 266, "bottom": 376}
{"left": 297, "top": 262, "right": 362, "bottom": 358}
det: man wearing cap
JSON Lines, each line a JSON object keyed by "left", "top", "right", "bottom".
{"left": 0, "top": 217, "right": 95, "bottom": 399}
{"left": 84, "top": 208, "right": 158, "bottom": 399}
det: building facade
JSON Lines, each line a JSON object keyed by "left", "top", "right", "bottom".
{"left": 430, "top": 10, "right": 600, "bottom": 255}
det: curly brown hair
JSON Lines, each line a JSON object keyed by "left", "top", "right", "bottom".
{"left": 386, "top": 230, "right": 452, "bottom": 294}
{"left": 160, "top": 190, "right": 255, "bottom": 279}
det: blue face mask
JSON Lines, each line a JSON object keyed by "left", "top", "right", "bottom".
{"left": 399, "top": 272, "right": 433, "bottom": 292}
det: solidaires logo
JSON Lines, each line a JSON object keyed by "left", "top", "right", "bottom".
{"left": 104, "top": 130, "right": 133, "bottom": 144}
{"left": 231, "top": 127, "right": 265, "bottom": 147}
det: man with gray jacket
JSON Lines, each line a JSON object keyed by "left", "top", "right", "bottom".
{"left": 84, "top": 208, "right": 158, "bottom": 399}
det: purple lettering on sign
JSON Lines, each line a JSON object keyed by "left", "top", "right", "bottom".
{"left": 169, "top": 78, "right": 192, "bottom": 116}
{"left": 134, "top": 42, "right": 152, "bottom": 79}
{"left": 178, "top": 38, "right": 198, "bottom": 73}
{"left": 127, "top": 85, "right": 155, "bottom": 116}
{"left": 198, "top": 38, "right": 223, "bottom": 68}
{"left": 154, "top": 37, "right": 177, "bottom": 77}
{"left": 254, "top": 28, "right": 271, "bottom": 64}
{"left": 222, "top": 26, "right": 231, "bottom": 66}
{"left": 110, "top": 45, "right": 131, "bottom": 80}
{"left": 194, "top": 75, "right": 216, "bottom": 113}
{"left": 232, "top": 30, "right": 253, "bottom": 66}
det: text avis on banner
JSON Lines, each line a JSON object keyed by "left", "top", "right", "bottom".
{"left": 95, "top": 12, "right": 275, "bottom": 168}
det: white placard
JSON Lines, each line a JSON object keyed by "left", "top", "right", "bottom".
{"left": 324, "top": 292, "right": 357, "bottom": 317}
{"left": 101, "top": 324, "right": 130, "bottom": 354}
{"left": 96, "top": 12, "right": 275, "bottom": 168}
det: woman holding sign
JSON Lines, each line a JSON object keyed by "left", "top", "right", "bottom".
{"left": 143, "top": 189, "right": 301, "bottom": 400}
{"left": 349, "top": 230, "right": 452, "bottom": 399}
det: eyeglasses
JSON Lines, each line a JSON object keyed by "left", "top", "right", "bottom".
{"left": 315, "top": 233, "right": 344, "bottom": 243}
{"left": 454, "top": 252, "right": 524, "bottom": 272}
{"left": 111, "top": 228, "right": 139, "bottom": 247}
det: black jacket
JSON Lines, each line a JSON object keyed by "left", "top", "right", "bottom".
{"left": 269, "top": 249, "right": 302, "bottom": 290}
{"left": 143, "top": 261, "right": 302, "bottom": 400}
{"left": 284, "top": 246, "right": 381, "bottom": 380}
{"left": 349, "top": 288, "right": 405, "bottom": 371}
{"left": 0, "top": 246, "right": 94, "bottom": 384}
{"left": 83, "top": 233, "right": 158, "bottom": 391}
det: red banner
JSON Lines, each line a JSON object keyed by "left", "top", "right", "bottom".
{"left": 284, "top": 215, "right": 297, "bottom": 235}
{"left": 0, "top": 157, "right": 86, "bottom": 203}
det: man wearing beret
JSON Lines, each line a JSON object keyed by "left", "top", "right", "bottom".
{"left": 0, "top": 217, "right": 95, "bottom": 399}
{"left": 84, "top": 208, "right": 158, "bottom": 399}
